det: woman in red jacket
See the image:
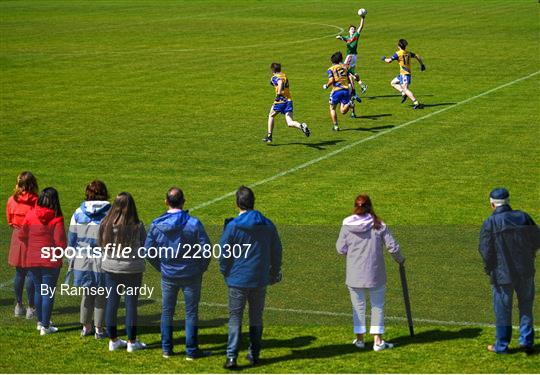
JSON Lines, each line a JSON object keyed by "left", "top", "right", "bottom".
{"left": 19, "top": 187, "right": 66, "bottom": 335}
{"left": 6, "top": 171, "right": 38, "bottom": 318}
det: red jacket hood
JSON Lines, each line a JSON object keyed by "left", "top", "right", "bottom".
{"left": 34, "top": 205, "right": 56, "bottom": 224}
{"left": 14, "top": 192, "right": 37, "bottom": 206}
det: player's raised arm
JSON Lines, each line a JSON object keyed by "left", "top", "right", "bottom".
{"left": 357, "top": 14, "right": 365, "bottom": 32}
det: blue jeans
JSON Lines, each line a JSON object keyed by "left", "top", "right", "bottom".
{"left": 104, "top": 272, "right": 142, "bottom": 341}
{"left": 30, "top": 267, "right": 60, "bottom": 328}
{"left": 14, "top": 267, "right": 35, "bottom": 306}
{"left": 161, "top": 276, "right": 202, "bottom": 355}
{"left": 492, "top": 276, "right": 535, "bottom": 352}
{"left": 226, "top": 286, "right": 266, "bottom": 359}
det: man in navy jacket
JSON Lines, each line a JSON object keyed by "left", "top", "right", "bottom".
{"left": 220, "top": 186, "right": 282, "bottom": 369}
{"left": 479, "top": 188, "right": 540, "bottom": 354}
{"left": 144, "top": 187, "right": 212, "bottom": 360}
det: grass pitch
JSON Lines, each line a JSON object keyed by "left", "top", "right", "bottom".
{"left": 1, "top": 0, "right": 539, "bottom": 373}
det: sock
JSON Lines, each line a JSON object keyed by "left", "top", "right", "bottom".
{"left": 267, "top": 132, "right": 272, "bottom": 137}
{"left": 351, "top": 89, "right": 357, "bottom": 97}
{"left": 413, "top": 100, "right": 419, "bottom": 105}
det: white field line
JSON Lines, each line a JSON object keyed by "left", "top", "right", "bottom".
{"left": 195, "top": 301, "right": 540, "bottom": 331}
{"left": 191, "top": 70, "right": 540, "bottom": 212}
{"left": 9, "top": 22, "right": 343, "bottom": 57}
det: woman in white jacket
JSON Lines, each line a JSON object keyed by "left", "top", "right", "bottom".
{"left": 336, "top": 194, "right": 405, "bottom": 351}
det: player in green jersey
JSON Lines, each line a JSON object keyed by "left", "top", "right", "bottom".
{"left": 336, "top": 14, "right": 368, "bottom": 107}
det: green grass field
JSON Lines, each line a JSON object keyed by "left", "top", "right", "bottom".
{"left": 1, "top": 0, "right": 539, "bottom": 372}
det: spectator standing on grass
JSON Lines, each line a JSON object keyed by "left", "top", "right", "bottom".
{"left": 479, "top": 188, "right": 540, "bottom": 354}
{"left": 66, "top": 180, "right": 111, "bottom": 339}
{"left": 336, "top": 193, "right": 405, "bottom": 351}
{"left": 6, "top": 171, "right": 38, "bottom": 319}
{"left": 19, "top": 187, "right": 66, "bottom": 335}
{"left": 144, "top": 187, "right": 212, "bottom": 360}
{"left": 99, "top": 192, "right": 147, "bottom": 352}
{"left": 219, "top": 186, "right": 283, "bottom": 369}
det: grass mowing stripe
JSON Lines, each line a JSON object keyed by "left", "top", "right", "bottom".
{"left": 193, "top": 301, "right": 540, "bottom": 331}
{"left": 191, "top": 70, "right": 540, "bottom": 213}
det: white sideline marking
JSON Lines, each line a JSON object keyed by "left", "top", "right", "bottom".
{"left": 196, "top": 301, "right": 540, "bottom": 331}
{"left": 191, "top": 70, "right": 540, "bottom": 212}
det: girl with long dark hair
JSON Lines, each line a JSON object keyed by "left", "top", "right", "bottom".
{"left": 19, "top": 187, "right": 66, "bottom": 335}
{"left": 99, "top": 192, "right": 147, "bottom": 352}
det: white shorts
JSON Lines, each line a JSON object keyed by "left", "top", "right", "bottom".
{"left": 344, "top": 54, "right": 357, "bottom": 68}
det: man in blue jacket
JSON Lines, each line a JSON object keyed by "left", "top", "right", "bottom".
{"left": 479, "top": 188, "right": 540, "bottom": 354}
{"left": 220, "top": 186, "right": 282, "bottom": 369}
{"left": 144, "top": 187, "right": 212, "bottom": 360}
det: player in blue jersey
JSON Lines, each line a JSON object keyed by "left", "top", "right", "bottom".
{"left": 323, "top": 52, "right": 356, "bottom": 131}
{"left": 382, "top": 39, "right": 426, "bottom": 109}
{"left": 263, "top": 63, "right": 310, "bottom": 143}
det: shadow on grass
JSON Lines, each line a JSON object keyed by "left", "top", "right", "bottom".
{"left": 340, "top": 125, "right": 395, "bottom": 133}
{"left": 421, "top": 102, "right": 457, "bottom": 108}
{"left": 364, "top": 94, "right": 434, "bottom": 100}
{"left": 144, "top": 331, "right": 316, "bottom": 353}
{"left": 139, "top": 318, "right": 230, "bottom": 348}
{"left": 268, "top": 139, "right": 345, "bottom": 150}
{"left": 0, "top": 298, "right": 14, "bottom": 306}
{"left": 392, "top": 327, "right": 482, "bottom": 347}
{"left": 507, "top": 343, "right": 540, "bottom": 356}
{"left": 351, "top": 113, "right": 392, "bottom": 120}
{"left": 247, "top": 342, "right": 357, "bottom": 369}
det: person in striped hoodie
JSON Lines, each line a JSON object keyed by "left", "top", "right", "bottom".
{"left": 67, "top": 180, "right": 111, "bottom": 339}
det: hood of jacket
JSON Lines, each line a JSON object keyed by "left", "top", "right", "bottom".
{"left": 233, "top": 210, "right": 270, "bottom": 231}
{"left": 152, "top": 210, "right": 191, "bottom": 235}
{"left": 15, "top": 192, "right": 37, "bottom": 206}
{"left": 34, "top": 205, "right": 57, "bottom": 224}
{"left": 342, "top": 214, "right": 374, "bottom": 233}
{"left": 81, "top": 200, "right": 111, "bottom": 220}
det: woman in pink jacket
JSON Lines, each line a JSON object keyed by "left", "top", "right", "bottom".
{"left": 6, "top": 171, "right": 38, "bottom": 318}
{"left": 336, "top": 194, "right": 405, "bottom": 352}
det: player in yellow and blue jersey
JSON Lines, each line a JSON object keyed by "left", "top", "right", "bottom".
{"left": 382, "top": 39, "right": 426, "bottom": 109}
{"left": 263, "top": 62, "right": 310, "bottom": 143}
{"left": 323, "top": 51, "right": 356, "bottom": 131}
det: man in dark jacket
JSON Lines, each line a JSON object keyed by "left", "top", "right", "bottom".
{"left": 220, "top": 186, "right": 282, "bottom": 369}
{"left": 479, "top": 188, "right": 540, "bottom": 354}
{"left": 144, "top": 187, "right": 212, "bottom": 360}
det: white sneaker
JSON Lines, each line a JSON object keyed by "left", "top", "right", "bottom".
{"left": 361, "top": 83, "right": 368, "bottom": 94}
{"left": 40, "top": 326, "right": 58, "bottom": 336}
{"left": 80, "top": 326, "right": 93, "bottom": 337}
{"left": 25, "top": 307, "right": 36, "bottom": 319}
{"left": 373, "top": 341, "right": 394, "bottom": 351}
{"left": 109, "top": 338, "right": 127, "bottom": 351}
{"left": 353, "top": 338, "right": 365, "bottom": 349}
{"left": 127, "top": 340, "right": 147, "bottom": 352}
{"left": 36, "top": 321, "right": 53, "bottom": 331}
{"left": 14, "top": 303, "right": 25, "bottom": 317}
